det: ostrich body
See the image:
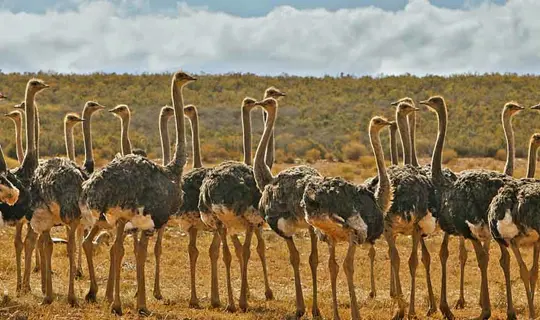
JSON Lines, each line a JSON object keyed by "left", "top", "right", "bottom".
{"left": 435, "top": 101, "right": 522, "bottom": 320}
{"left": 488, "top": 129, "right": 540, "bottom": 319}
{"left": 1, "top": 79, "right": 48, "bottom": 295}
{"left": 27, "top": 111, "right": 89, "bottom": 306}
{"left": 251, "top": 98, "right": 323, "bottom": 318}
{"left": 81, "top": 71, "right": 194, "bottom": 315}
{"left": 301, "top": 116, "right": 391, "bottom": 320}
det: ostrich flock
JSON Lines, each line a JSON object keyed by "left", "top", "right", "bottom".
{"left": 0, "top": 71, "right": 539, "bottom": 320}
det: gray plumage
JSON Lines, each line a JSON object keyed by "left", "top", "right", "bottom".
{"left": 199, "top": 161, "right": 260, "bottom": 220}
{"left": 179, "top": 167, "right": 211, "bottom": 215}
{"left": 259, "top": 165, "right": 322, "bottom": 238}
{"left": 82, "top": 154, "right": 181, "bottom": 230}
{"left": 301, "top": 176, "right": 384, "bottom": 244}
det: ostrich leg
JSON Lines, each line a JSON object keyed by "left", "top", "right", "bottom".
{"left": 328, "top": 240, "right": 340, "bottom": 320}
{"left": 285, "top": 237, "right": 305, "bottom": 318}
{"left": 188, "top": 227, "right": 200, "bottom": 308}
{"left": 471, "top": 239, "right": 491, "bottom": 320}
{"left": 439, "top": 233, "right": 454, "bottom": 320}
{"left": 384, "top": 229, "right": 405, "bottom": 320}
{"left": 455, "top": 236, "right": 467, "bottom": 309}
{"left": 75, "top": 224, "right": 84, "bottom": 279}
{"left": 368, "top": 244, "right": 377, "bottom": 298}
{"left": 22, "top": 226, "right": 38, "bottom": 294}
{"left": 136, "top": 231, "right": 150, "bottom": 316}
{"left": 14, "top": 221, "right": 23, "bottom": 294}
{"left": 239, "top": 226, "right": 254, "bottom": 311}
{"left": 218, "top": 226, "right": 236, "bottom": 312}
{"left": 408, "top": 229, "right": 421, "bottom": 318}
{"left": 111, "top": 221, "right": 126, "bottom": 315}
{"left": 67, "top": 221, "right": 79, "bottom": 306}
{"left": 510, "top": 240, "right": 534, "bottom": 319}
{"left": 254, "top": 227, "right": 274, "bottom": 300}
{"left": 497, "top": 241, "right": 516, "bottom": 320}
{"left": 34, "top": 228, "right": 41, "bottom": 273}
{"left": 308, "top": 226, "right": 321, "bottom": 317}
{"left": 344, "top": 234, "right": 360, "bottom": 320}
{"left": 41, "top": 231, "right": 54, "bottom": 305}
{"left": 208, "top": 231, "right": 221, "bottom": 308}
{"left": 420, "top": 237, "right": 436, "bottom": 316}
{"left": 153, "top": 226, "right": 165, "bottom": 300}
{"left": 83, "top": 225, "right": 101, "bottom": 302}
{"left": 530, "top": 242, "right": 540, "bottom": 301}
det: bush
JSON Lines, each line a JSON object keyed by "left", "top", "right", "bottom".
{"left": 305, "top": 148, "right": 321, "bottom": 163}
{"left": 342, "top": 142, "right": 369, "bottom": 161}
{"left": 442, "top": 148, "right": 458, "bottom": 164}
{"left": 494, "top": 149, "right": 506, "bottom": 161}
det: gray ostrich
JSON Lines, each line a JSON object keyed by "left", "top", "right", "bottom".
{"left": 0, "top": 144, "right": 20, "bottom": 206}
{"left": 302, "top": 116, "right": 391, "bottom": 320}
{"left": 435, "top": 101, "right": 522, "bottom": 320}
{"left": 251, "top": 98, "right": 323, "bottom": 318}
{"left": 81, "top": 70, "right": 195, "bottom": 316}
{"left": 389, "top": 120, "right": 399, "bottom": 166}
{"left": 488, "top": 132, "right": 540, "bottom": 320}
{"left": 260, "top": 86, "right": 286, "bottom": 168}
{"left": 197, "top": 88, "right": 285, "bottom": 312}
{"left": 2, "top": 79, "right": 48, "bottom": 295}
{"left": 27, "top": 108, "right": 89, "bottom": 306}
{"left": 109, "top": 104, "right": 148, "bottom": 157}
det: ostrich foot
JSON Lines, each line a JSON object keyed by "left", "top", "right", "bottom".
{"left": 225, "top": 304, "right": 237, "bottom": 313}
{"left": 188, "top": 298, "right": 200, "bottom": 309}
{"left": 85, "top": 291, "right": 97, "bottom": 303}
{"left": 111, "top": 304, "right": 122, "bottom": 316}
{"left": 75, "top": 269, "right": 83, "bottom": 280}
{"left": 138, "top": 307, "right": 152, "bottom": 317}
{"left": 265, "top": 289, "right": 274, "bottom": 301}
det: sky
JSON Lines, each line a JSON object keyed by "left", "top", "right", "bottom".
{"left": 2, "top": 0, "right": 538, "bottom": 76}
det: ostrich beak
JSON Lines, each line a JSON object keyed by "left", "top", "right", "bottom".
{"left": 13, "top": 103, "right": 23, "bottom": 109}
{"left": 278, "top": 92, "right": 287, "bottom": 97}
{"left": 419, "top": 100, "right": 430, "bottom": 106}
{"left": 0, "top": 93, "right": 8, "bottom": 100}
{"left": 531, "top": 104, "right": 540, "bottom": 110}
{"left": 108, "top": 108, "right": 116, "bottom": 113}
{"left": 390, "top": 100, "right": 400, "bottom": 106}
{"left": 78, "top": 118, "right": 86, "bottom": 122}
{"left": 188, "top": 75, "right": 197, "bottom": 81}
{"left": 412, "top": 106, "right": 420, "bottom": 112}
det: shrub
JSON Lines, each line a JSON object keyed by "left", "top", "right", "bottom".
{"left": 494, "top": 149, "right": 506, "bottom": 161}
{"left": 305, "top": 148, "right": 321, "bottom": 163}
{"left": 442, "top": 148, "right": 458, "bottom": 164}
{"left": 342, "top": 142, "right": 369, "bottom": 161}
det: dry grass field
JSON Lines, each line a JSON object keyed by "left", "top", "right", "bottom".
{"left": 0, "top": 157, "right": 537, "bottom": 320}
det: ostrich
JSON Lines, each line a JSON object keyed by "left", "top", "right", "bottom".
{"left": 0, "top": 144, "right": 20, "bottom": 206}
{"left": 434, "top": 101, "right": 523, "bottom": 320}
{"left": 81, "top": 70, "right": 195, "bottom": 315}
{"left": 488, "top": 132, "right": 540, "bottom": 320}
{"left": 4, "top": 110, "right": 24, "bottom": 163}
{"left": 250, "top": 98, "right": 323, "bottom": 318}
{"left": 301, "top": 116, "right": 391, "bottom": 320}
{"left": 0, "top": 92, "right": 7, "bottom": 99}
{"left": 109, "top": 104, "right": 147, "bottom": 157}
{"left": 260, "top": 86, "right": 286, "bottom": 168}
{"left": 27, "top": 110, "right": 90, "bottom": 306}
{"left": 1, "top": 79, "right": 48, "bottom": 295}
{"left": 389, "top": 120, "right": 399, "bottom": 166}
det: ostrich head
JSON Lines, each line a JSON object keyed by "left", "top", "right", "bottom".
{"left": 4, "top": 110, "right": 22, "bottom": 122}
{"left": 84, "top": 101, "right": 105, "bottom": 115}
{"left": 108, "top": 104, "right": 130, "bottom": 120}
{"left": 183, "top": 104, "right": 197, "bottom": 119}
{"left": 0, "top": 92, "right": 7, "bottom": 100}
{"left": 26, "top": 79, "right": 49, "bottom": 95}
{"left": 65, "top": 113, "right": 84, "bottom": 127}
{"left": 242, "top": 97, "right": 257, "bottom": 111}
{"left": 13, "top": 101, "right": 24, "bottom": 110}
{"left": 370, "top": 116, "right": 392, "bottom": 131}
{"left": 396, "top": 101, "right": 419, "bottom": 116}
{"left": 503, "top": 102, "right": 524, "bottom": 116}
{"left": 531, "top": 103, "right": 540, "bottom": 111}
{"left": 264, "top": 87, "right": 286, "bottom": 100}
{"left": 173, "top": 71, "right": 197, "bottom": 87}
{"left": 391, "top": 97, "right": 414, "bottom": 106}
{"left": 419, "top": 95, "right": 445, "bottom": 113}
{"left": 161, "top": 105, "right": 174, "bottom": 119}
{"left": 531, "top": 133, "right": 540, "bottom": 147}
{"left": 254, "top": 97, "right": 278, "bottom": 111}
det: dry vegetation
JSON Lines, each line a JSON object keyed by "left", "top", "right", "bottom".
{"left": 0, "top": 157, "right": 538, "bottom": 319}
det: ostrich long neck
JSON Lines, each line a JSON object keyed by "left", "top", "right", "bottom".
{"left": 160, "top": 115, "right": 171, "bottom": 166}
{"left": 370, "top": 126, "right": 390, "bottom": 212}
{"left": 389, "top": 124, "right": 398, "bottom": 166}
{"left": 64, "top": 122, "right": 76, "bottom": 161}
{"left": 82, "top": 107, "right": 96, "bottom": 172}
{"left": 166, "top": 82, "right": 187, "bottom": 180}
{"left": 502, "top": 111, "right": 516, "bottom": 176}
{"left": 526, "top": 140, "right": 539, "bottom": 178}
{"left": 22, "top": 86, "right": 37, "bottom": 171}
{"left": 254, "top": 107, "right": 276, "bottom": 190}
{"left": 396, "top": 111, "right": 412, "bottom": 165}
{"left": 409, "top": 113, "right": 419, "bottom": 167}
{"left": 120, "top": 114, "right": 132, "bottom": 155}
{"left": 0, "top": 145, "right": 7, "bottom": 173}
{"left": 12, "top": 117, "right": 23, "bottom": 163}
{"left": 34, "top": 107, "right": 40, "bottom": 159}
{"left": 242, "top": 106, "right": 252, "bottom": 165}
{"left": 189, "top": 111, "right": 203, "bottom": 168}
{"left": 431, "top": 106, "right": 448, "bottom": 182}
{"left": 262, "top": 110, "right": 275, "bottom": 169}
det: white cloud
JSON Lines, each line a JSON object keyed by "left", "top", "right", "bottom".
{"left": 1, "top": 0, "right": 539, "bottom": 76}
